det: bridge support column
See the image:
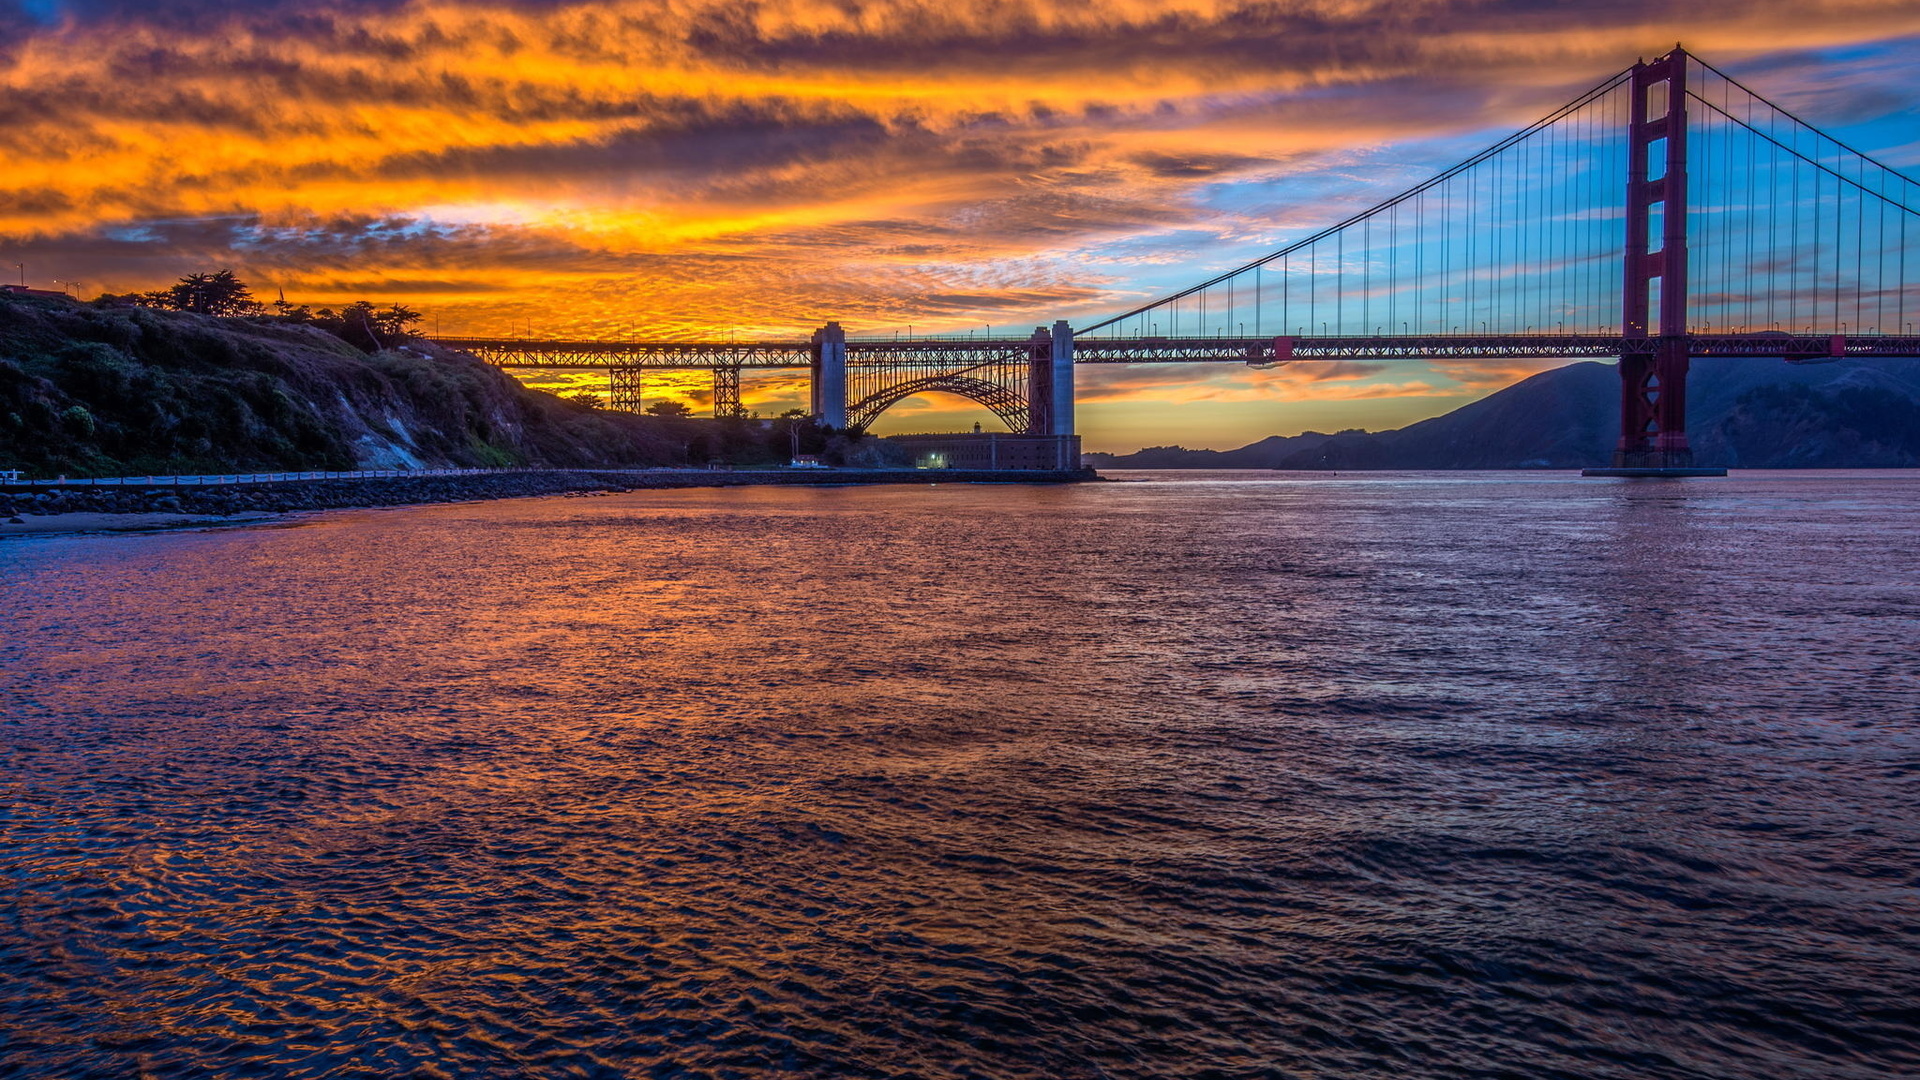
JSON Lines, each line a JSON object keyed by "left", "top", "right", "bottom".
{"left": 1613, "top": 47, "right": 1695, "bottom": 469}
{"left": 1050, "top": 320, "right": 1075, "bottom": 437}
{"left": 712, "top": 364, "right": 745, "bottom": 419}
{"left": 1025, "top": 326, "right": 1054, "bottom": 435}
{"left": 811, "top": 322, "right": 847, "bottom": 429}
{"left": 610, "top": 366, "right": 644, "bottom": 412}
{"left": 1615, "top": 341, "right": 1692, "bottom": 466}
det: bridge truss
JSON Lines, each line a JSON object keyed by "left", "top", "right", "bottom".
{"left": 437, "top": 331, "right": 1068, "bottom": 435}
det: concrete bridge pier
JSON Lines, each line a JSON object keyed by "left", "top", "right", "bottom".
{"left": 811, "top": 322, "right": 847, "bottom": 429}
{"left": 1025, "top": 326, "right": 1054, "bottom": 435}
{"left": 1051, "top": 320, "right": 1075, "bottom": 437}
{"left": 1022, "top": 319, "right": 1077, "bottom": 437}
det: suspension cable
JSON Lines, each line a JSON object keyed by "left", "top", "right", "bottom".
{"left": 1077, "top": 66, "right": 1636, "bottom": 334}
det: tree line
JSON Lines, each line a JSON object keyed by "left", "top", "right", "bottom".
{"left": 107, "top": 270, "right": 716, "bottom": 419}
{"left": 100, "top": 270, "right": 422, "bottom": 352}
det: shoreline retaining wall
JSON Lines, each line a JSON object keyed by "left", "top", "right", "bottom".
{"left": 0, "top": 468, "right": 1098, "bottom": 520}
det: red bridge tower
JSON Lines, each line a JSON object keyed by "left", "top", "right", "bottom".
{"left": 1617, "top": 48, "right": 1692, "bottom": 468}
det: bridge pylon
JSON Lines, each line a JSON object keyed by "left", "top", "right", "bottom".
{"left": 811, "top": 322, "right": 848, "bottom": 429}
{"left": 1616, "top": 47, "right": 1693, "bottom": 468}
{"left": 610, "top": 366, "right": 645, "bottom": 412}
{"left": 1025, "top": 326, "right": 1054, "bottom": 434}
{"left": 1050, "top": 320, "right": 1075, "bottom": 437}
{"left": 712, "top": 363, "right": 747, "bottom": 419}
{"left": 1019, "top": 320, "right": 1076, "bottom": 436}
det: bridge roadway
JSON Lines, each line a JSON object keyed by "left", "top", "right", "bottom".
{"left": 433, "top": 330, "right": 1920, "bottom": 439}
{"left": 436, "top": 333, "right": 1920, "bottom": 368}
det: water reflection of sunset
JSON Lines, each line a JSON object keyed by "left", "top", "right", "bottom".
{"left": 9, "top": 478, "right": 1919, "bottom": 1076}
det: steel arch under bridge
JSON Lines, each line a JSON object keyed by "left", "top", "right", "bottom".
{"left": 843, "top": 347, "right": 1034, "bottom": 433}
{"left": 827, "top": 324, "right": 1075, "bottom": 436}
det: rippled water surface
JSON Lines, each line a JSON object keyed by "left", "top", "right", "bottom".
{"left": 4, "top": 470, "right": 1919, "bottom": 1079}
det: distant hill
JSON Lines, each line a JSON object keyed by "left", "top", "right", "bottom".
{"left": 0, "top": 293, "right": 820, "bottom": 477}
{"left": 1087, "top": 432, "right": 1341, "bottom": 469}
{"left": 1085, "top": 357, "right": 1920, "bottom": 469}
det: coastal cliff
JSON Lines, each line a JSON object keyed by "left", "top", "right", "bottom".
{"left": 0, "top": 292, "right": 699, "bottom": 477}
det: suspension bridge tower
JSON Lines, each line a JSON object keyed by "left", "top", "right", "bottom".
{"left": 1610, "top": 47, "right": 1707, "bottom": 474}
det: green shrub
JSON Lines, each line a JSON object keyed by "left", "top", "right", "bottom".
{"left": 61, "top": 405, "right": 97, "bottom": 437}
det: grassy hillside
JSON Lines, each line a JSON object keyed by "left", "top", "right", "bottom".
{"left": 0, "top": 293, "right": 719, "bottom": 476}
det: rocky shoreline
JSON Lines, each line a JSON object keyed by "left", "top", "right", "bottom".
{"left": 0, "top": 468, "right": 1096, "bottom": 535}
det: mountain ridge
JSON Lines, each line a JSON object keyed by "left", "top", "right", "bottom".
{"left": 1085, "top": 358, "right": 1920, "bottom": 469}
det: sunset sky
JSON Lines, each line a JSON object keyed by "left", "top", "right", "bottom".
{"left": 3, "top": 1, "right": 1918, "bottom": 450}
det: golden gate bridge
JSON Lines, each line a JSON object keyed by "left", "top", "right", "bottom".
{"left": 434, "top": 48, "right": 1920, "bottom": 474}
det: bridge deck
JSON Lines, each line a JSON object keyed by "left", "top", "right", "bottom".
{"left": 435, "top": 334, "right": 1920, "bottom": 368}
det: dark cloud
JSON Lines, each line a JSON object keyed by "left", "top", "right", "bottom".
{"left": 673, "top": 1, "right": 1431, "bottom": 75}
{"left": 1, "top": 0, "right": 409, "bottom": 29}
{"left": 372, "top": 104, "right": 894, "bottom": 189}
{"left": 1129, "top": 151, "right": 1276, "bottom": 179}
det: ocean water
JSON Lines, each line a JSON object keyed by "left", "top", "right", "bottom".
{"left": 2, "top": 470, "right": 1917, "bottom": 1080}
